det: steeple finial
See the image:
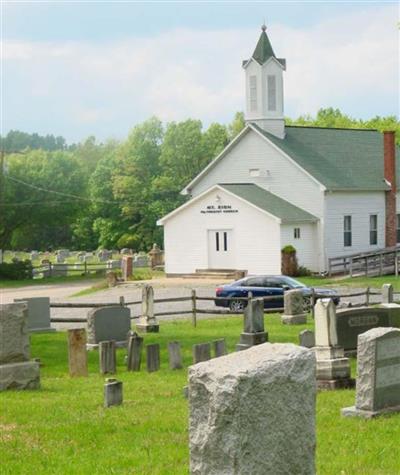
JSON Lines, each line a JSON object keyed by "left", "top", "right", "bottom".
{"left": 261, "top": 21, "right": 267, "bottom": 32}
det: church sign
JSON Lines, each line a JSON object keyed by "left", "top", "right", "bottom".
{"left": 200, "top": 204, "right": 239, "bottom": 215}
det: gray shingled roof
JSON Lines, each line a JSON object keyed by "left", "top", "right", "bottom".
{"left": 220, "top": 183, "right": 318, "bottom": 223}
{"left": 252, "top": 124, "right": 392, "bottom": 191}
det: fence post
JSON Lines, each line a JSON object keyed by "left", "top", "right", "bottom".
{"left": 365, "top": 287, "right": 370, "bottom": 307}
{"left": 119, "top": 296, "right": 125, "bottom": 307}
{"left": 84, "top": 260, "right": 88, "bottom": 275}
{"left": 49, "top": 262, "right": 53, "bottom": 278}
{"left": 311, "top": 288, "right": 316, "bottom": 319}
{"left": 349, "top": 258, "right": 353, "bottom": 278}
{"left": 191, "top": 289, "right": 197, "bottom": 327}
{"left": 379, "top": 253, "right": 383, "bottom": 276}
{"left": 395, "top": 252, "right": 399, "bottom": 276}
{"left": 365, "top": 257, "right": 368, "bottom": 276}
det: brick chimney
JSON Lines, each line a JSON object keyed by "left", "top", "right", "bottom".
{"left": 384, "top": 131, "right": 397, "bottom": 247}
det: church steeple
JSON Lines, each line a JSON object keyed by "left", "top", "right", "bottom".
{"left": 243, "top": 24, "right": 286, "bottom": 139}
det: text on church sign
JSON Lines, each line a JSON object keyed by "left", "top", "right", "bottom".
{"left": 200, "top": 205, "right": 239, "bottom": 214}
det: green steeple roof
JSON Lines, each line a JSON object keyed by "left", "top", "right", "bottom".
{"left": 252, "top": 26, "right": 275, "bottom": 65}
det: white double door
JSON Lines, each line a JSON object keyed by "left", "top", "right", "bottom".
{"left": 207, "top": 229, "right": 234, "bottom": 269}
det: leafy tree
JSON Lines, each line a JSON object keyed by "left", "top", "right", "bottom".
{"left": 0, "top": 130, "right": 67, "bottom": 152}
{"left": 228, "top": 112, "right": 246, "bottom": 140}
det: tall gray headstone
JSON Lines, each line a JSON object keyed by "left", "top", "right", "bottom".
{"left": 236, "top": 298, "right": 268, "bottom": 351}
{"left": 342, "top": 327, "right": 400, "bottom": 418}
{"left": 136, "top": 285, "right": 159, "bottom": 333}
{"left": 382, "top": 284, "right": 394, "bottom": 304}
{"left": 314, "top": 299, "right": 354, "bottom": 390}
{"left": 99, "top": 340, "right": 117, "bottom": 375}
{"left": 14, "top": 297, "right": 55, "bottom": 333}
{"left": 282, "top": 289, "right": 307, "bottom": 325}
{"left": 168, "top": 341, "right": 183, "bottom": 369}
{"left": 127, "top": 332, "right": 143, "bottom": 371}
{"left": 146, "top": 344, "right": 160, "bottom": 372}
{"left": 0, "top": 303, "right": 40, "bottom": 391}
{"left": 189, "top": 343, "right": 316, "bottom": 475}
{"left": 87, "top": 306, "right": 131, "bottom": 348}
{"left": 193, "top": 343, "right": 211, "bottom": 364}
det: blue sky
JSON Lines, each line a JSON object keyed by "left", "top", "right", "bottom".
{"left": 2, "top": 1, "right": 399, "bottom": 142}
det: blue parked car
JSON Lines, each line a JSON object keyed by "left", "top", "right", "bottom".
{"left": 215, "top": 275, "right": 340, "bottom": 312}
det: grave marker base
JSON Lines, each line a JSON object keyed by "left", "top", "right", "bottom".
{"left": 317, "top": 378, "right": 355, "bottom": 390}
{"left": 281, "top": 314, "right": 307, "bottom": 325}
{"left": 86, "top": 340, "right": 127, "bottom": 351}
{"left": 0, "top": 361, "right": 40, "bottom": 391}
{"left": 341, "top": 404, "right": 400, "bottom": 418}
{"left": 135, "top": 323, "right": 159, "bottom": 333}
{"left": 236, "top": 331, "right": 268, "bottom": 351}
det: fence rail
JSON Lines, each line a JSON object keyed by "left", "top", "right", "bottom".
{"left": 49, "top": 285, "right": 387, "bottom": 325}
{"left": 33, "top": 261, "right": 120, "bottom": 278}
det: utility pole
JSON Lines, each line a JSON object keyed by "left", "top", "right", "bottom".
{"left": 0, "top": 150, "right": 4, "bottom": 263}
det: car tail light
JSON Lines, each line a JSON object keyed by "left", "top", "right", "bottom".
{"left": 216, "top": 287, "right": 223, "bottom": 295}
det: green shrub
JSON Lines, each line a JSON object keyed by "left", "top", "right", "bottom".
{"left": 281, "top": 245, "right": 296, "bottom": 254}
{"left": 0, "top": 259, "right": 33, "bottom": 280}
{"left": 296, "top": 266, "right": 312, "bottom": 277}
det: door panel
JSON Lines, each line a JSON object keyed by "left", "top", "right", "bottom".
{"left": 208, "top": 229, "right": 234, "bottom": 269}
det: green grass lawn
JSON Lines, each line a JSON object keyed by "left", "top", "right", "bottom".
{"left": 1, "top": 315, "right": 399, "bottom": 474}
{"left": 301, "top": 274, "right": 400, "bottom": 291}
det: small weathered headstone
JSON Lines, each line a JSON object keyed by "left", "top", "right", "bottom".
{"left": 99, "top": 340, "right": 116, "bottom": 374}
{"left": 314, "top": 299, "right": 354, "bottom": 390}
{"left": 282, "top": 289, "right": 307, "bottom": 324}
{"left": 104, "top": 378, "right": 123, "bottom": 407}
{"left": 299, "top": 329, "right": 315, "bottom": 348}
{"left": 342, "top": 327, "right": 400, "bottom": 418}
{"left": 189, "top": 343, "right": 316, "bottom": 474}
{"left": 121, "top": 255, "right": 133, "bottom": 280}
{"left": 193, "top": 343, "right": 211, "bottom": 364}
{"left": 236, "top": 298, "right": 268, "bottom": 351}
{"left": 136, "top": 285, "right": 159, "bottom": 333}
{"left": 168, "top": 341, "right": 183, "bottom": 369}
{"left": 87, "top": 306, "right": 131, "bottom": 348}
{"left": 68, "top": 329, "right": 88, "bottom": 377}
{"left": 382, "top": 284, "right": 393, "bottom": 304}
{"left": 213, "top": 338, "right": 227, "bottom": 357}
{"left": 146, "top": 344, "right": 160, "bottom": 372}
{"left": 127, "top": 332, "right": 143, "bottom": 371}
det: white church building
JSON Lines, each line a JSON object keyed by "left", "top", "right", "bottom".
{"left": 158, "top": 25, "right": 398, "bottom": 276}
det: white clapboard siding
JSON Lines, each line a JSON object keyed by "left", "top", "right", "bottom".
{"left": 189, "top": 130, "right": 324, "bottom": 218}
{"left": 280, "top": 223, "right": 318, "bottom": 271}
{"left": 163, "top": 188, "right": 281, "bottom": 275}
{"left": 324, "top": 191, "right": 386, "bottom": 259}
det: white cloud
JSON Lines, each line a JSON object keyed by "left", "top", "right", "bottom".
{"left": 3, "top": 4, "right": 398, "bottom": 141}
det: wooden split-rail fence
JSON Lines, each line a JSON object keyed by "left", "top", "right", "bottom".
{"left": 49, "top": 286, "right": 391, "bottom": 326}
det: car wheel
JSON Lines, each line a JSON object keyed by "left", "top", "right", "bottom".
{"left": 303, "top": 296, "right": 312, "bottom": 312}
{"left": 229, "top": 300, "right": 246, "bottom": 312}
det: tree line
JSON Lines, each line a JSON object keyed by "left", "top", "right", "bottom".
{"left": 0, "top": 108, "right": 398, "bottom": 251}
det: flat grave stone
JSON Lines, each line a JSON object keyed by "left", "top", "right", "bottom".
{"left": 99, "top": 340, "right": 116, "bottom": 374}
{"left": 299, "top": 329, "right": 315, "bottom": 348}
{"left": 193, "top": 343, "right": 211, "bottom": 364}
{"left": 168, "top": 341, "right": 183, "bottom": 369}
{"left": 14, "top": 297, "right": 55, "bottom": 333}
{"left": 213, "top": 339, "right": 227, "bottom": 357}
{"left": 146, "top": 344, "right": 160, "bottom": 372}
{"left": 104, "top": 378, "right": 123, "bottom": 407}
{"left": 127, "top": 332, "right": 143, "bottom": 371}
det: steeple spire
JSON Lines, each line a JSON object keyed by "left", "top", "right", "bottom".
{"left": 252, "top": 23, "right": 275, "bottom": 65}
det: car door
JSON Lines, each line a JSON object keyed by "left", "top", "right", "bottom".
{"left": 240, "top": 277, "right": 266, "bottom": 298}
{"left": 263, "top": 278, "right": 285, "bottom": 308}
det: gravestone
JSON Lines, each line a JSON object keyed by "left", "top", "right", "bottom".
{"left": 193, "top": 343, "right": 211, "bottom": 364}
{"left": 146, "top": 344, "right": 160, "bottom": 372}
{"left": 148, "top": 243, "right": 163, "bottom": 268}
{"left": 168, "top": 341, "right": 183, "bottom": 369}
{"left": 99, "top": 340, "right": 116, "bottom": 374}
{"left": 121, "top": 255, "right": 133, "bottom": 280}
{"left": 87, "top": 306, "right": 131, "bottom": 349}
{"left": 342, "top": 327, "right": 400, "bottom": 418}
{"left": 236, "top": 298, "right": 268, "bottom": 351}
{"left": 104, "top": 378, "right": 123, "bottom": 407}
{"left": 52, "top": 264, "right": 68, "bottom": 277}
{"left": 0, "top": 303, "right": 40, "bottom": 391}
{"left": 314, "top": 299, "right": 354, "bottom": 390}
{"left": 107, "top": 259, "right": 121, "bottom": 270}
{"left": 136, "top": 285, "right": 159, "bottom": 333}
{"left": 120, "top": 248, "right": 132, "bottom": 255}
{"left": 68, "top": 329, "right": 88, "bottom": 377}
{"left": 189, "top": 343, "right": 316, "bottom": 475}
{"left": 335, "top": 305, "right": 400, "bottom": 354}
{"left": 213, "top": 339, "right": 227, "bottom": 357}
{"left": 14, "top": 297, "right": 55, "bottom": 333}
{"left": 127, "top": 332, "right": 143, "bottom": 371}
{"left": 30, "top": 251, "right": 39, "bottom": 261}
{"left": 282, "top": 289, "right": 307, "bottom": 324}
{"left": 382, "top": 284, "right": 393, "bottom": 304}
{"left": 299, "top": 329, "right": 315, "bottom": 348}
{"left": 55, "top": 254, "right": 65, "bottom": 264}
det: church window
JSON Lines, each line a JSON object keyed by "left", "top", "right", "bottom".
{"left": 344, "top": 215, "right": 352, "bottom": 247}
{"left": 369, "top": 214, "right": 377, "bottom": 245}
{"left": 249, "top": 168, "right": 260, "bottom": 177}
{"left": 294, "top": 228, "right": 301, "bottom": 239}
{"left": 267, "top": 75, "right": 276, "bottom": 111}
{"left": 250, "top": 75, "right": 257, "bottom": 111}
